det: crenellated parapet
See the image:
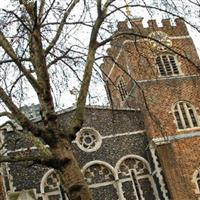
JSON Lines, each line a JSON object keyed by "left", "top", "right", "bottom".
{"left": 101, "top": 17, "right": 195, "bottom": 103}
{"left": 117, "top": 18, "right": 189, "bottom": 37}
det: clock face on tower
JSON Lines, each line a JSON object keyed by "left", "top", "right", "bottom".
{"left": 148, "top": 31, "right": 172, "bottom": 51}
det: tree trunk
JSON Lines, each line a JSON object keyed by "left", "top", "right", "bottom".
{"left": 51, "top": 139, "right": 93, "bottom": 200}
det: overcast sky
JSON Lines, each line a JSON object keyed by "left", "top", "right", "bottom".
{"left": 0, "top": 0, "right": 199, "bottom": 112}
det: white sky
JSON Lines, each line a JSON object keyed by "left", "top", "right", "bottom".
{"left": 0, "top": 0, "right": 200, "bottom": 113}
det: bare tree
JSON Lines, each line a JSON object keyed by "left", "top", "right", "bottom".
{"left": 0, "top": 0, "right": 200, "bottom": 199}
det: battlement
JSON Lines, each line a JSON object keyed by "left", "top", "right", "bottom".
{"left": 117, "top": 18, "right": 189, "bottom": 36}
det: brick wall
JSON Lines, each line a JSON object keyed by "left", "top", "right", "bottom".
{"left": 157, "top": 137, "right": 200, "bottom": 200}
{"left": 102, "top": 18, "right": 200, "bottom": 199}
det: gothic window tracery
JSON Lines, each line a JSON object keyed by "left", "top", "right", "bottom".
{"left": 173, "top": 101, "right": 199, "bottom": 130}
{"left": 75, "top": 127, "right": 102, "bottom": 152}
{"left": 82, "top": 161, "right": 118, "bottom": 199}
{"left": 116, "top": 155, "right": 158, "bottom": 200}
{"left": 40, "top": 170, "right": 67, "bottom": 200}
{"left": 156, "top": 54, "right": 180, "bottom": 76}
{"left": 82, "top": 157, "right": 159, "bottom": 200}
{"left": 84, "top": 163, "right": 115, "bottom": 185}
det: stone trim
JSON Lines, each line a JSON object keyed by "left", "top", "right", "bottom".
{"left": 82, "top": 160, "right": 117, "bottom": 179}
{"left": 138, "top": 35, "right": 191, "bottom": 42}
{"left": 136, "top": 74, "right": 199, "bottom": 83}
{"left": 153, "top": 130, "right": 200, "bottom": 145}
{"left": 191, "top": 168, "right": 200, "bottom": 194}
{"left": 5, "top": 163, "right": 15, "bottom": 193}
{"left": 40, "top": 169, "right": 55, "bottom": 194}
{"left": 82, "top": 160, "right": 120, "bottom": 197}
{"left": 57, "top": 105, "right": 140, "bottom": 114}
{"left": 115, "top": 154, "right": 151, "bottom": 172}
{"left": 149, "top": 143, "right": 169, "bottom": 200}
{"left": 4, "top": 130, "right": 146, "bottom": 154}
{"left": 115, "top": 155, "right": 160, "bottom": 200}
{"left": 72, "top": 130, "right": 146, "bottom": 145}
{"left": 5, "top": 145, "right": 49, "bottom": 155}
{"left": 170, "top": 35, "right": 191, "bottom": 40}
{"left": 39, "top": 169, "right": 66, "bottom": 200}
{"left": 155, "top": 54, "right": 183, "bottom": 77}
{"left": 172, "top": 101, "right": 200, "bottom": 130}
{"left": 106, "top": 38, "right": 192, "bottom": 79}
{"left": 101, "top": 130, "right": 145, "bottom": 139}
{"left": 82, "top": 155, "right": 160, "bottom": 200}
{"left": 75, "top": 127, "right": 102, "bottom": 152}
{"left": 0, "top": 130, "right": 15, "bottom": 194}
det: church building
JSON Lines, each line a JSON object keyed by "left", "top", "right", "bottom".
{"left": 0, "top": 18, "right": 200, "bottom": 200}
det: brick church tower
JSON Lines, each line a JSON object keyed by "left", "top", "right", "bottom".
{"left": 101, "top": 18, "right": 200, "bottom": 200}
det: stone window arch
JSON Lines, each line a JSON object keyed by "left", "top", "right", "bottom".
{"left": 40, "top": 169, "right": 68, "bottom": 200}
{"left": 192, "top": 169, "right": 200, "bottom": 195}
{"left": 197, "top": 173, "right": 200, "bottom": 193}
{"left": 156, "top": 54, "right": 180, "bottom": 76}
{"left": 115, "top": 155, "right": 159, "bottom": 200}
{"left": 82, "top": 161, "right": 119, "bottom": 199}
{"left": 173, "top": 101, "right": 199, "bottom": 130}
{"left": 116, "top": 76, "right": 128, "bottom": 101}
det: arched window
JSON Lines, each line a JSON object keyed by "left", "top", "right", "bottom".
{"left": 82, "top": 161, "right": 118, "bottom": 199}
{"left": 156, "top": 55, "right": 180, "bottom": 76}
{"left": 116, "top": 76, "right": 128, "bottom": 101}
{"left": 40, "top": 170, "right": 68, "bottom": 200}
{"left": 192, "top": 169, "right": 200, "bottom": 195}
{"left": 116, "top": 155, "right": 159, "bottom": 200}
{"left": 173, "top": 101, "right": 199, "bottom": 129}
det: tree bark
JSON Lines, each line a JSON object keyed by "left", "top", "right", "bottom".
{"left": 51, "top": 138, "right": 93, "bottom": 200}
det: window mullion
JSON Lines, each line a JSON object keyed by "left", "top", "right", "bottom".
{"left": 156, "top": 55, "right": 180, "bottom": 76}
{"left": 177, "top": 103, "right": 186, "bottom": 129}
{"left": 161, "top": 56, "right": 167, "bottom": 75}
{"left": 167, "top": 55, "right": 174, "bottom": 75}
{"left": 130, "top": 169, "right": 144, "bottom": 200}
{"left": 184, "top": 103, "right": 193, "bottom": 128}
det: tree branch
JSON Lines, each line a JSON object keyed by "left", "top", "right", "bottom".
{"left": 2, "top": 9, "right": 31, "bottom": 32}
{"left": 0, "top": 31, "right": 41, "bottom": 93}
{"left": 0, "top": 86, "right": 43, "bottom": 136}
{"left": 0, "top": 58, "right": 30, "bottom": 65}
{"left": 45, "top": 0, "right": 80, "bottom": 55}
{"left": 38, "top": 0, "right": 45, "bottom": 23}
{"left": 66, "top": 0, "right": 109, "bottom": 139}
{"left": 40, "top": 0, "right": 56, "bottom": 25}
